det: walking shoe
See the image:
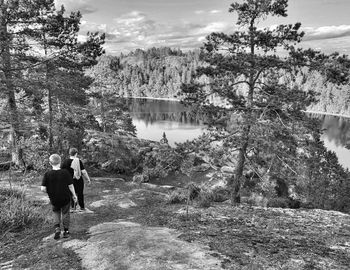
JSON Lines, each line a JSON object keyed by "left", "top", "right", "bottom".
{"left": 63, "top": 230, "right": 70, "bottom": 238}
{"left": 54, "top": 228, "right": 61, "bottom": 240}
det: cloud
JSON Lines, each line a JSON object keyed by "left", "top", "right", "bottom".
{"left": 55, "top": 0, "right": 98, "bottom": 14}
{"left": 195, "top": 10, "right": 205, "bottom": 15}
{"left": 80, "top": 21, "right": 107, "bottom": 33}
{"left": 98, "top": 11, "right": 231, "bottom": 54}
{"left": 195, "top": 10, "right": 223, "bottom": 15}
{"left": 301, "top": 36, "right": 350, "bottom": 55}
{"left": 303, "top": 25, "right": 350, "bottom": 41}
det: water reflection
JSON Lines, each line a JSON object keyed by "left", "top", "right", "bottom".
{"left": 309, "top": 113, "right": 350, "bottom": 169}
{"left": 125, "top": 100, "right": 350, "bottom": 169}
{"left": 125, "top": 98, "right": 206, "bottom": 146}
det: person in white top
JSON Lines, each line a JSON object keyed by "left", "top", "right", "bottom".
{"left": 61, "top": 148, "right": 91, "bottom": 211}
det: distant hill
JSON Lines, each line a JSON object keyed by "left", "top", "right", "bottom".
{"left": 87, "top": 47, "right": 200, "bottom": 99}
{"left": 87, "top": 47, "right": 350, "bottom": 116}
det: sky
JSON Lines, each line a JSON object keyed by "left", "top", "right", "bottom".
{"left": 55, "top": 0, "right": 350, "bottom": 55}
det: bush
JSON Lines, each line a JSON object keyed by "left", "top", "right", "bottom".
{"left": 267, "top": 197, "right": 301, "bottom": 209}
{"left": 167, "top": 190, "right": 187, "bottom": 204}
{"left": 0, "top": 187, "right": 48, "bottom": 233}
{"left": 267, "top": 197, "right": 290, "bottom": 208}
{"left": 0, "top": 187, "right": 22, "bottom": 202}
{"left": 197, "top": 192, "right": 211, "bottom": 208}
{"left": 185, "top": 183, "right": 201, "bottom": 200}
{"left": 243, "top": 193, "right": 268, "bottom": 207}
{"left": 210, "top": 186, "right": 230, "bottom": 202}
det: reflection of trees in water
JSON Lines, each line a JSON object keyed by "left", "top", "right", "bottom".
{"left": 132, "top": 111, "right": 204, "bottom": 125}
{"left": 124, "top": 98, "right": 205, "bottom": 125}
{"left": 310, "top": 113, "right": 350, "bottom": 147}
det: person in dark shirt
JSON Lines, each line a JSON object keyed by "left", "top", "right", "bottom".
{"left": 41, "top": 154, "right": 77, "bottom": 240}
{"left": 61, "top": 148, "right": 91, "bottom": 211}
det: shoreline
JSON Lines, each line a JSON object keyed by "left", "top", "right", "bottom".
{"left": 121, "top": 97, "right": 350, "bottom": 118}
{"left": 124, "top": 96, "right": 180, "bottom": 102}
{"left": 304, "top": 110, "right": 350, "bottom": 119}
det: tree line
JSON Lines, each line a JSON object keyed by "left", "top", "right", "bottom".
{"left": 90, "top": 48, "right": 350, "bottom": 119}
{"left": 0, "top": 0, "right": 133, "bottom": 169}
{"left": 87, "top": 47, "right": 201, "bottom": 99}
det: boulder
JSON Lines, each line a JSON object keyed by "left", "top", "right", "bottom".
{"left": 132, "top": 173, "right": 150, "bottom": 184}
{"left": 82, "top": 130, "right": 158, "bottom": 175}
{"left": 221, "top": 166, "right": 235, "bottom": 174}
{"left": 193, "top": 163, "right": 211, "bottom": 172}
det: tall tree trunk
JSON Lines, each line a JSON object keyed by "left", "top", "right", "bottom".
{"left": 101, "top": 93, "right": 106, "bottom": 132}
{"left": 48, "top": 78, "right": 53, "bottom": 149}
{"left": 230, "top": 132, "right": 249, "bottom": 204}
{"left": 43, "top": 31, "right": 54, "bottom": 150}
{"left": 230, "top": 21, "right": 256, "bottom": 205}
{"left": 0, "top": 0, "right": 21, "bottom": 165}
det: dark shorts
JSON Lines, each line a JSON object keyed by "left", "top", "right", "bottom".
{"left": 52, "top": 202, "right": 70, "bottom": 212}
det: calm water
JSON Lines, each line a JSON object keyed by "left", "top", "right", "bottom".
{"left": 125, "top": 98, "right": 206, "bottom": 146}
{"left": 318, "top": 114, "right": 350, "bottom": 169}
{"left": 126, "top": 99, "right": 350, "bottom": 169}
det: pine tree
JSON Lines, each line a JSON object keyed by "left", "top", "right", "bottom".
{"left": 0, "top": 0, "right": 55, "bottom": 164}
{"left": 182, "top": 0, "right": 350, "bottom": 204}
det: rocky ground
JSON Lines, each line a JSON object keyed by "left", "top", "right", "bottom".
{"left": 1, "top": 176, "right": 350, "bottom": 269}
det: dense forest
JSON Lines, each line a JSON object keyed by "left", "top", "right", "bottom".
{"left": 87, "top": 47, "right": 200, "bottom": 99}
{"left": 89, "top": 47, "right": 350, "bottom": 116}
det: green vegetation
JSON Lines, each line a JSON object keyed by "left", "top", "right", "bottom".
{"left": 0, "top": 186, "right": 48, "bottom": 233}
{"left": 86, "top": 47, "right": 200, "bottom": 99}
{"left": 0, "top": 0, "right": 134, "bottom": 171}
{"left": 178, "top": 0, "right": 350, "bottom": 211}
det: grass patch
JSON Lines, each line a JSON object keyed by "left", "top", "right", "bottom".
{"left": 0, "top": 187, "right": 49, "bottom": 233}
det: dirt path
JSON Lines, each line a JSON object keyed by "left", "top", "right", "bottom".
{"left": 2, "top": 177, "right": 224, "bottom": 270}
{"left": 62, "top": 179, "right": 223, "bottom": 269}
{"left": 2, "top": 177, "right": 350, "bottom": 269}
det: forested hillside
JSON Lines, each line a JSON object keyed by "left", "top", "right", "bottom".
{"left": 303, "top": 71, "right": 350, "bottom": 116}
{"left": 89, "top": 48, "right": 350, "bottom": 116}
{"left": 87, "top": 47, "right": 200, "bottom": 99}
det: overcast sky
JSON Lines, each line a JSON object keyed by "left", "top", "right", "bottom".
{"left": 55, "top": 0, "right": 350, "bottom": 55}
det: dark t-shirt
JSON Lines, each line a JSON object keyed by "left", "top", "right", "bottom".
{"left": 41, "top": 169, "right": 73, "bottom": 207}
{"left": 61, "top": 158, "right": 85, "bottom": 180}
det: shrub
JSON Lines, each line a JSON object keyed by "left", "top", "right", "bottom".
{"left": 0, "top": 187, "right": 49, "bottom": 233}
{"left": 243, "top": 193, "right": 268, "bottom": 207}
{"left": 267, "top": 197, "right": 301, "bottom": 209}
{"left": 267, "top": 197, "right": 290, "bottom": 208}
{"left": 0, "top": 187, "right": 22, "bottom": 202}
{"left": 197, "top": 192, "right": 211, "bottom": 208}
{"left": 185, "top": 183, "right": 201, "bottom": 200}
{"left": 167, "top": 190, "right": 187, "bottom": 204}
{"left": 210, "top": 186, "right": 230, "bottom": 202}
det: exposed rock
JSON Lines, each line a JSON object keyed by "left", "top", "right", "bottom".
{"left": 132, "top": 174, "right": 149, "bottom": 183}
{"left": 221, "top": 166, "right": 235, "bottom": 174}
{"left": 193, "top": 163, "right": 211, "bottom": 172}
{"left": 63, "top": 221, "right": 224, "bottom": 270}
{"left": 200, "top": 172, "right": 228, "bottom": 191}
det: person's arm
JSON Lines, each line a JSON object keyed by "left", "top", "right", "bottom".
{"left": 69, "top": 184, "right": 78, "bottom": 202}
{"left": 81, "top": 169, "right": 91, "bottom": 184}
{"left": 41, "top": 173, "right": 47, "bottom": 193}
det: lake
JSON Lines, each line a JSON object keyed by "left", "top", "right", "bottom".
{"left": 125, "top": 98, "right": 206, "bottom": 145}
{"left": 317, "top": 114, "right": 350, "bottom": 169}
{"left": 126, "top": 98, "right": 350, "bottom": 169}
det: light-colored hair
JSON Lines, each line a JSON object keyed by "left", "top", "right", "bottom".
{"left": 49, "top": 154, "right": 61, "bottom": 166}
{"left": 69, "top": 147, "right": 78, "bottom": 156}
